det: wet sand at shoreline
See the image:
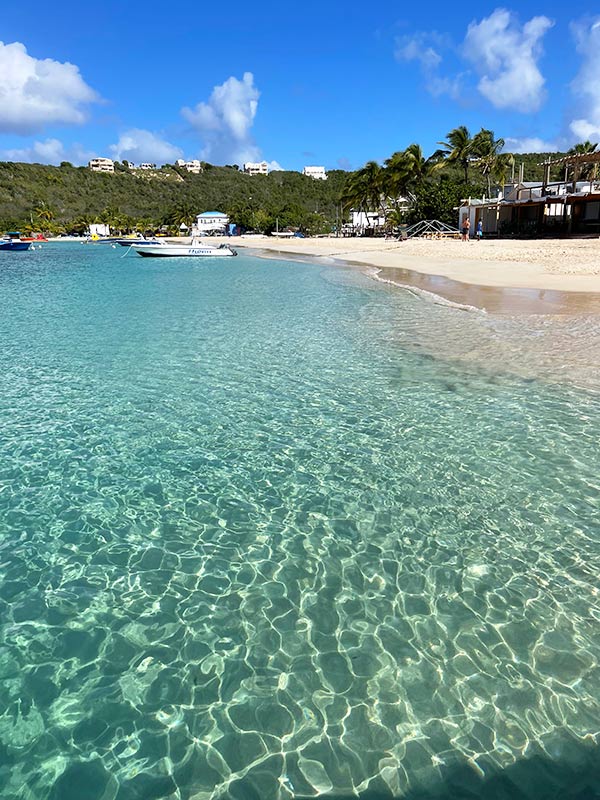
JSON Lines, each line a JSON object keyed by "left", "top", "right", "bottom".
{"left": 235, "top": 235, "right": 600, "bottom": 315}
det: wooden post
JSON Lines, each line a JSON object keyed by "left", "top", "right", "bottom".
{"left": 572, "top": 162, "right": 580, "bottom": 194}
{"left": 542, "top": 163, "right": 550, "bottom": 194}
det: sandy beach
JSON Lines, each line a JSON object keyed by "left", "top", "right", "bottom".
{"left": 234, "top": 235, "right": 600, "bottom": 314}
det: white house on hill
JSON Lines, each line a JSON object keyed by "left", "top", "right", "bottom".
{"left": 89, "top": 157, "right": 114, "bottom": 173}
{"left": 176, "top": 159, "right": 202, "bottom": 173}
{"left": 244, "top": 161, "right": 269, "bottom": 175}
{"left": 303, "top": 166, "right": 327, "bottom": 180}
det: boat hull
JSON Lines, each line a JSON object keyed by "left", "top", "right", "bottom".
{"left": 134, "top": 244, "right": 237, "bottom": 257}
{"left": 0, "top": 240, "right": 32, "bottom": 251}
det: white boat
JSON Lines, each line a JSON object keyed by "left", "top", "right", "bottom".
{"left": 132, "top": 238, "right": 237, "bottom": 258}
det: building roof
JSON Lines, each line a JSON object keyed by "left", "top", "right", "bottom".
{"left": 197, "top": 211, "right": 228, "bottom": 218}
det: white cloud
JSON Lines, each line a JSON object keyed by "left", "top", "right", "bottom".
{"left": 0, "top": 138, "right": 95, "bottom": 165}
{"left": 1, "top": 138, "right": 65, "bottom": 163}
{"left": 182, "top": 72, "right": 261, "bottom": 164}
{"left": 0, "top": 41, "right": 99, "bottom": 134}
{"left": 395, "top": 33, "right": 443, "bottom": 71}
{"left": 463, "top": 10, "right": 553, "bottom": 112}
{"left": 569, "top": 18, "right": 600, "bottom": 141}
{"left": 109, "top": 129, "right": 183, "bottom": 164}
{"left": 394, "top": 32, "right": 465, "bottom": 100}
{"left": 268, "top": 160, "right": 284, "bottom": 171}
{"left": 505, "top": 136, "right": 559, "bottom": 153}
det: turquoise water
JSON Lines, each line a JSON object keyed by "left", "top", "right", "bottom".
{"left": 1, "top": 243, "right": 600, "bottom": 800}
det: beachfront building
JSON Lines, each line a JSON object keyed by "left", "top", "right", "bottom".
{"left": 458, "top": 149, "right": 600, "bottom": 237}
{"left": 351, "top": 210, "right": 386, "bottom": 232}
{"left": 243, "top": 161, "right": 269, "bottom": 176}
{"left": 138, "top": 163, "right": 156, "bottom": 171}
{"left": 88, "top": 223, "right": 110, "bottom": 237}
{"left": 458, "top": 196, "right": 503, "bottom": 237}
{"left": 349, "top": 195, "right": 410, "bottom": 235}
{"left": 88, "top": 157, "right": 115, "bottom": 173}
{"left": 303, "top": 166, "right": 327, "bottom": 180}
{"left": 192, "top": 211, "right": 229, "bottom": 235}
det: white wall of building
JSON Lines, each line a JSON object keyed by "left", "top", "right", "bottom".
{"left": 303, "top": 166, "right": 327, "bottom": 180}
{"left": 244, "top": 161, "right": 269, "bottom": 176}
{"left": 351, "top": 210, "right": 386, "bottom": 230}
{"left": 89, "top": 158, "right": 114, "bottom": 173}
{"left": 192, "top": 212, "right": 229, "bottom": 235}
{"left": 88, "top": 223, "right": 111, "bottom": 237}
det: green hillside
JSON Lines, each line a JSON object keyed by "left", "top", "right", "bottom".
{"left": 0, "top": 149, "right": 572, "bottom": 235}
{"left": 0, "top": 161, "right": 349, "bottom": 235}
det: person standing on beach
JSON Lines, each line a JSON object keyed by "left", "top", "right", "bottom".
{"left": 476, "top": 219, "right": 483, "bottom": 241}
{"left": 462, "top": 217, "right": 470, "bottom": 241}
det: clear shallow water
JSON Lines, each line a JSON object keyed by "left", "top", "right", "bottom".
{"left": 0, "top": 243, "right": 600, "bottom": 800}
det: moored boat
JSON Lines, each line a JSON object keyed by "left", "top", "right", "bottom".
{"left": 116, "top": 237, "right": 160, "bottom": 246}
{"left": 0, "top": 232, "right": 32, "bottom": 251}
{"left": 132, "top": 238, "right": 237, "bottom": 258}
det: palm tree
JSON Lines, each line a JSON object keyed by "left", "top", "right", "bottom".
{"left": 32, "top": 201, "right": 56, "bottom": 234}
{"left": 341, "top": 161, "right": 384, "bottom": 231}
{"left": 568, "top": 141, "right": 598, "bottom": 180}
{"left": 383, "top": 150, "right": 412, "bottom": 209}
{"left": 568, "top": 141, "right": 598, "bottom": 155}
{"left": 436, "top": 125, "right": 474, "bottom": 183}
{"left": 403, "top": 143, "right": 441, "bottom": 189}
{"left": 98, "top": 206, "right": 122, "bottom": 232}
{"left": 33, "top": 201, "right": 54, "bottom": 224}
{"left": 472, "top": 129, "right": 514, "bottom": 196}
{"left": 165, "top": 202, "right": 196, "bottom": 232}
{"left": 383, "top": 144, "right": 441, "bottom": 221}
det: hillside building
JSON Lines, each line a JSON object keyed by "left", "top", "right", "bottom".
{"left": 244, "top": 161, "right": 269, "bottom": 176}
{"left": 88, "top": 157, "right": 114, "bottom": 173}
{"left": 303, "top": 166, "right": 327, "bottom": 180}
{"left": 176, "top": 159, "right": 202, "bottom": 173}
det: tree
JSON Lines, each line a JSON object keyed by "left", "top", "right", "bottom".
{"left": 383, "top": 150, "right": 412, "bottom": 208}
{"left": 436, "top": 125, "right": 474, "bottom": 183}
{"left": 382, "top": 144, "right": 441, "bottom": 223}
{"left": 568, "top": 141, "right": 598, "bottom": 154}
{"left": 472, "top": 129, "right": 514, "bottom": 195}
{"left": 341, "top": 161, "right": 384, "bottom": 230}
{"left": 34, "top": 201, "right": 54, "bottom": 224}
{"left": 568, "top": 141, "right": 598, "bottom": 180}
{"left": 407, "top": 178, "right": 467, "bottom": 226}
{"left": 164, "top": 202, "right": 196, "bottom": 232}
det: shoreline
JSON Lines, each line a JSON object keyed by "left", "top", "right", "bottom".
{"left": 234, "top": 235, "right": 600, "bottom": 315}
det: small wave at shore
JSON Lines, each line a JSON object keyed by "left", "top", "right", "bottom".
{"left": 367, "top": 267, "right": 487, "bottom": 314}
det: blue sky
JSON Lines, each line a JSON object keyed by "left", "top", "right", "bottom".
{"left": 1, "top": 1, "right": 599, "bottom": 171}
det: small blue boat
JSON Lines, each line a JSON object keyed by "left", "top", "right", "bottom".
{"left": 0, "top": 232, "right": 32, "bottom": 251}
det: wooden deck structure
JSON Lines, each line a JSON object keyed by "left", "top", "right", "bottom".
{"left": 459, "top": 152, "right": 600, "bottom": 237}
{"left": 538, "top": 151, "right": 600, "bottom": 193}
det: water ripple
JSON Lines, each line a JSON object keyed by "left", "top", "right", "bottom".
{"left": 0, "top": 245, "right": 599, "bottom": 799}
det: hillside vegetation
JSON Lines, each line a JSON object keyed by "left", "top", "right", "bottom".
{"left": 0, "top": 162, "right": 349, "bottom": 235}
{"left": 0, "top": 144, "right": 572, "bottom": 235}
